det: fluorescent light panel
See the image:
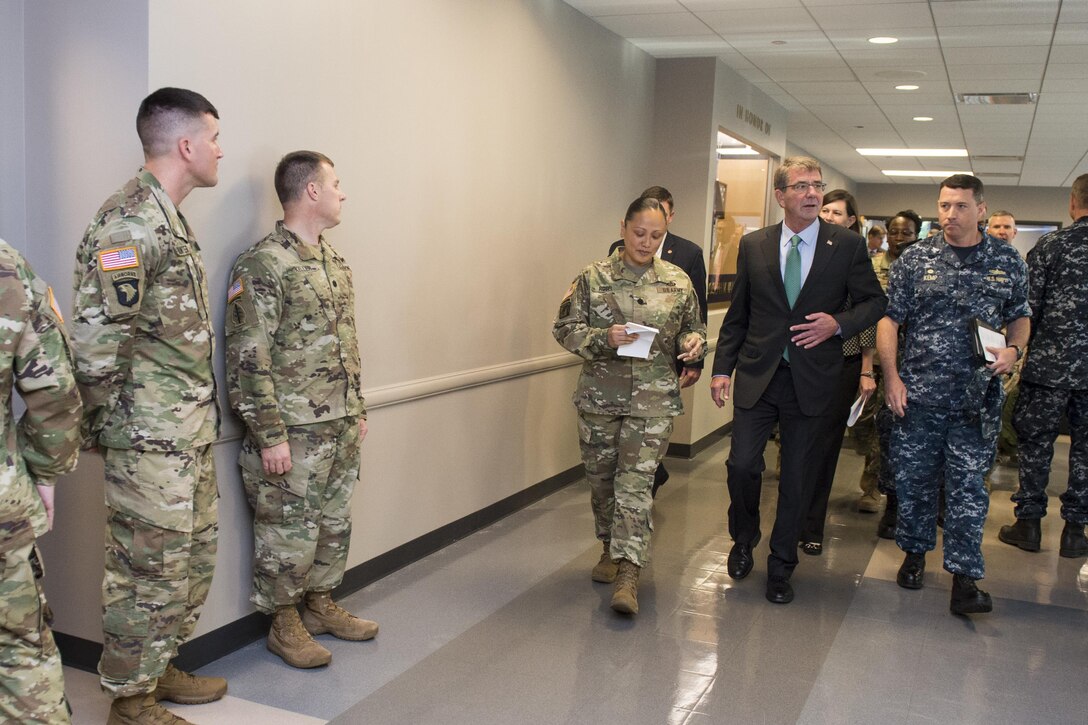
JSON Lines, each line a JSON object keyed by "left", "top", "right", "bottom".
{"left": 882, "top": 170, "right": 971, "bottom": 177}
{"left": 858, "top": 148, "right": 968, "bottom": 157}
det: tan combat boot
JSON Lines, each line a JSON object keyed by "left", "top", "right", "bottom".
{"left": 302, "top": 591, "right": 379, "bottom": 641}
{"left": 591, "top": 540, "right": 618, "bottom": 583}
{"left": 107, "top": 693, "right": 192, "bottom": 724}
{"left": 268, "top": 605, "right": 333, "bottom": 668}
{"left": 154, "top": 662, "right": 227, "bottom": 704}
{"left": 610, "top": 559, "right": 641, "bottom": 615}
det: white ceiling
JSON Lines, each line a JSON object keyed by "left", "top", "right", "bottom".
{"left": 563, "top": 0, "right": 1088, "bottom": 186}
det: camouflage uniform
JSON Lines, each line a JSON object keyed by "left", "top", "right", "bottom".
{"left": 886, "top": 233, "right": 1029, "bottom": 578}
{"left": 0, "top": 239, "right": 82, "bottom": 723}
{"left": 226, "top": 222, "right": 365, "bottom": 612}
{"left": 1011, "top": 216, "right": 1088, "bottom": 524}
{"left": 70, "top": 170, "right": 220, "bottom": 697}
{"left": 553, "top": 250, "right": 706, "bottom": 566}
{"left": 861, "top": 251, "right": 895, "bottom": 487}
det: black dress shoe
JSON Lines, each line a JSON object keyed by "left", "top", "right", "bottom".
{"left": 998, "top": 518, "right": 1041, "bottom": 552}
{"left": 950, "top": 573, "right": 992, "bottom": 615}
{"left": 765, "top": 578, "right": 794, "bottom": 604}
{"left": 876, "top": 493, "right": 897, "bottom": 540}
{"left": 896, "top": 552, "right": 925, "bottom": 590}
{"left": 1059, "top": 521, "right": 1088, "bottom": 558}
{"left": 727, "top": 533, "right": 761, "bottom": 580}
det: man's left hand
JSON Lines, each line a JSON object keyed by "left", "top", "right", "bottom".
{"left": 679, "top": 368, "right": 701, "bottom": 389}
{"left": 986, "top": 346, "right": 1019, "bottom": 376}
{"left": 359, "top": 418, "right": 369, "bottom": 442}
{"left": 790, "top": 312, "right": 840, "bottom": 349}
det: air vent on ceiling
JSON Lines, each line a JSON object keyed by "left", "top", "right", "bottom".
{"left": 955, "top": 93, "right": 1038, "bottom": 105}
{"left": 971, "top": 155, "right": 1024, "bottom": 162}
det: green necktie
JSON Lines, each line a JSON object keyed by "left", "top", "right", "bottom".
{"left": 784, "top": 234, "right": 801, "bottom": 361}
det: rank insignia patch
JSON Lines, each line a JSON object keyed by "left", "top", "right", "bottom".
{"left": 99, "top": 246, "right": 139, "bottom": 271}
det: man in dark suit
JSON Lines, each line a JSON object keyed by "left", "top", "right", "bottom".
{"left": 609, "top": 186, "right": 708, "bottom": 496}
{"left": 710, "top": 157, "right": 886, "bottom": 604}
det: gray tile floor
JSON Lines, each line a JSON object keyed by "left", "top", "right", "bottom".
{"left": 67, "top": 435, "right": 1088, "bottom": 724}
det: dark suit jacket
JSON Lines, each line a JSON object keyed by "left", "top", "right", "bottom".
{"left": 610, "top": 232, "right": 708, "bottom": 370}
{"left": 711, "top": 220, "right": 886, "bottom": 416}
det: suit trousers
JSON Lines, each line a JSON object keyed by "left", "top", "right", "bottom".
{"left": 800, "top": 355, "right": 861, "bottom": 544}
{"left": 726, "top": 365, "right": 828, "bottom": 580}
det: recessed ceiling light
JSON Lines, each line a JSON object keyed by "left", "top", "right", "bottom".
{"left": 858, "top": 148, "right": 968, "bottom": 157}
{"left": 882, "top": 170, "right": 972, "bottom": 177}
{"left": 895, "top": 84, "right": 919, "bottom": 91}
{"left": 869, "top": 37, "right": 898, "bottom": 44}
{"left": 913, "top": 116, "right": 934, "bottom": 122}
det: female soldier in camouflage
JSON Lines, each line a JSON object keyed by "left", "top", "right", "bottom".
{"left": 553, "top": 197, "right": 706, "bottom": 615}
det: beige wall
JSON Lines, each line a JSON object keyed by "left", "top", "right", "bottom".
{"left": 857, "top": 182, "right": 1071, "bottom": 225}
{"left": 16, "top": 0, "right": 658, "bottom": 643}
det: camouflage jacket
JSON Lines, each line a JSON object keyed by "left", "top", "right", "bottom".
{"left": 225, "top": 222, "right": 365, "bottom": 448}
{"left": 0, "top": 240, "right": 82, "bottom": 552}
{"left": 886, "top": 233, "right": 1030, "bottom": 409}
{"left": 553, "top": 250, "right": 706, "bottom": 417}
{"left": 71, "top": 169, "right": 219, "bottom": 451}
{"left": 1021, "top": 216, "right": 1088, "bottom": 389}
{"left": 872, "top": 251, "right": 894, "bottom": 290}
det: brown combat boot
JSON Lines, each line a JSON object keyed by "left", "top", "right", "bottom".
{"left": 591, "top": 541, "right": 618, "bottom": 583}
{"left": 154, "top": 662, "right": 227, "bottom": 704}
{"left": 107, "top": 694, "right": 192, "bottom": 725}
{"left": 610, "top": 559, "right": 641, "bottom": 615}
{"left": 268, "top": 605, "right": 332, "bottom": 668}
{"left": 302, "top": 591, "right": 379, "bottom": 641}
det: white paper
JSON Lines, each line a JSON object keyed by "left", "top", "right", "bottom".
{"left": 846, "top": 394, "right": 867, "bottom": 428}
{"left": 977, "top": 326, "right": 1006, "bottom": 363}
{"left": 617, "top": 322, "right": 659, "bottom": 360}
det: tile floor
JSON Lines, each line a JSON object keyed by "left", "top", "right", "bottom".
{"left": 65, "top": 436, "right": 1088, "bottom": 724}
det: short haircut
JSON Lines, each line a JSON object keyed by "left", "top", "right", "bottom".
{"left": 274, "top": 151, "right": 334, "bottom": 205}
{"left": 640, "top": 186, "right": 674, "bottom": 211}
{"left": 136, "top": 87, "right": 218, "bottom": 158}
{"left": 774, "top": 156, "right": 822, "bottom": 190}
{"left": 821, "top": 188, "right": 860, "bottom": 232}
{"left": 891, "top": 209, "right": 923, "bottom": 234}
{"left": 988, "top": 210, "right": 1015, "bottom": 222}
{"left": 868, "top": 225, "right": 885, "bottom": 237}
{"left": 624, "top": 196, "right": 667, "bottom": 224}
{"left": 1071, "top": 174, "right": 1088, "bottom": 209}
{"left": 940, "top": 173, "right": 984, "bottom": 202}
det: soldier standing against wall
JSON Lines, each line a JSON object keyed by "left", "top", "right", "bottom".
{"left": 226, "top": 151, "right": 376, "bottom": 669}
{"left": 0, "top": 239, "right": 82, "bottom": 724}
{"left": 71, "top": 88, "right": 226, "bottom": 724}
{"left": 878, "top": 174, "right": 1030, "bottom": 616}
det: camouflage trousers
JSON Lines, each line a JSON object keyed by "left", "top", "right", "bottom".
{"left": 1011, "top": 382, "right": 1088, "bottom": 524}
{"left": 577, "top": 412, "right": 673, "bottom": 568}
{"left": 857, "top": 373, "right": 884, "bottom": 485}
{"left": 0, "top": 543, "right": 69, "bottom": 724}
{"left": 100, "top": 446, "right": 218, "bottom": 697}
{"left": 891, "top": 404, "right": 995, "bottom": 579}
{"left": 240, "top": 417, "right": 360, "bottom": 613}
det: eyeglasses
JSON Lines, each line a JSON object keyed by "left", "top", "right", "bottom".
{"left": 777, "top": 182, "right": 828, "bottom": 193}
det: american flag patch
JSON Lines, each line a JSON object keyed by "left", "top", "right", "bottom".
{"left": 98, "top": 246, "right": 139, "bottom": 271}
{"left": 227, "top": 277, "right": 244, "bottom": 302}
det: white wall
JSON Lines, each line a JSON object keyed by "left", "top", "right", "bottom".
{"left": 25, "top": 0, "right": 658, "bottom": 643}
{"left": 857, "top": 182, "right": 1071, "bottom": 225}
{"left": 0, "top": 0, "right": 26, "bottom": 246}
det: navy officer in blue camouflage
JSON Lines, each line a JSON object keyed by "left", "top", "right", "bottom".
{"left": 877, "top": 174, "right": 1030, "bottom": 616}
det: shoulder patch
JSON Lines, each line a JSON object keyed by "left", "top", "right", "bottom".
{"left": 48, "top": 286, "right": 64, "bottom": 323}
{"left": 99, "top": 246, "right": 140, "bottom": 272}
{"left": 228, "top": 277, "right": 244, "bottom": 303}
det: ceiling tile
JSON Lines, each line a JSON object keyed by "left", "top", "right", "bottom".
{"left": 938, "top": 24, "right": 1055, "bottom": 48}
{"left": 764, "top": 66, "right": 858, "bottom": 82}
{"left": 1043, "top": 64, "right": 1088, "bottom": 81}
{"left": 741, "top": 50, "right": 849, "bottom": 69}
{"left": 930, "top": 0, "right": 1060, "bottom": 28}
{"left": 562, "top": 0, "right": 686, "bottom": 15}
{"left": 697, "top": 8, "right": 820, "bottom": 34}
{"left": 1054, "top": 23, "right": 1088, "bottom": 44}
{"left": 947, "top": 64, "right": 1045, "bottom": 82}
{"left": 942, "top": 45, "right": 1050, "bottom": 65}
{"left": 809, "top": 2, "right": 935, "bottom": 29}
{"left": 719, "top": 31, "right": 834, "bottom": 51}
{"left": 839, "top": 48, "right": 942, "bottom": 66}
{"left": 628, "top": 35, "right": 733, "bottom": 56}
{"left": 592, "top": 12, "right": 711, "bottom": 37}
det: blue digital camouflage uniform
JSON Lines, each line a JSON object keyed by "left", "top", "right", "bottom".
{"left": 1012, "top": 216, "right": 1088, "bottom": 524}
{"left": 225, "top": 222, "right": 366, "bottom": 613}
{"left": 71, "top": 169, "right": 221, "bottom": 697}
{"left": 0, "top": 239, "right": 82, "bottom": 724}
{"left": 886, "top": 232, "right": 1029, "bottom": 578}
{"left": 553, "top": 250, "right": 706, "bottom": 566}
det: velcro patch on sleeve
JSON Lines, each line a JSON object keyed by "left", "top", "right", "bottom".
{"left": 98, "top": 246, "right": 140, "bottom": 272}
